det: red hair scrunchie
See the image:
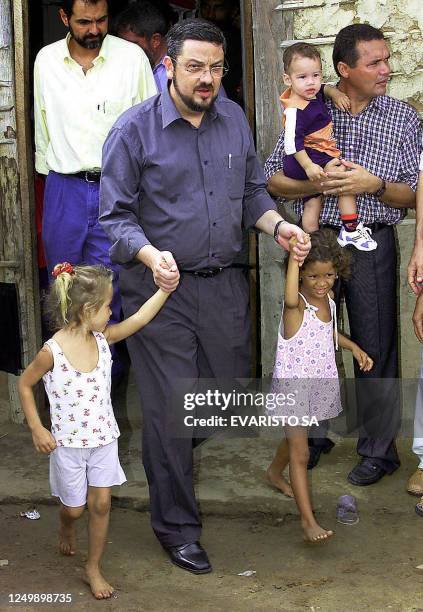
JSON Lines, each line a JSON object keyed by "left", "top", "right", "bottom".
{"left": 52, "top": 262, "right": 74, "bottom": 278}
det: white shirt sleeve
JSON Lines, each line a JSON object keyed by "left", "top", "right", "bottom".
{"left": 33, "top": 55, "right": 50, "bottom": 175}
{"left": 284, "top": 107, "right": 299, "bottom": 155}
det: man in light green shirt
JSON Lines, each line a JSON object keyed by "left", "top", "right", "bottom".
{"left": 34, "top": 0, "right": 156, "bottom": 347}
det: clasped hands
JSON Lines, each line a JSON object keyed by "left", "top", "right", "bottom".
{"left": 151, "top": 250, "right": 180, "bottom": 292}
{"left": 151, "top": 220, "right": 312, "bottom": 290}
{"left": 310, "top": 157, "right": 379, "bottom": 196}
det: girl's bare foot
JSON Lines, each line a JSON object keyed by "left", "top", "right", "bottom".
{"left": 266, "top": 467, "right": 294, "bottom": 497}
{"left": 302, "top": 520, "right": 334, "bottom": 543}
{"left": 83, "top": 567, "right": 115, "bottom": 600}
{"left": 59, "top": 522, "right": 76, "bottom": 556}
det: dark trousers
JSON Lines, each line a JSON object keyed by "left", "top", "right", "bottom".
{"left": 311, "top": 224, "right": 400, "bottom": 472}
{"left": 120, "top": 265, "right": 251, "bottom": 546}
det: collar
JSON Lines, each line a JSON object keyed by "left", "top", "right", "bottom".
{"left": 329, "top": 93, "right": 385, "bottom": 117}
{"left": 370, "top": 95, "right": 388, "bottom": 111}
{"left": 63, "top": 32, "right": 108, "bottom": 66}
{"left": 279, "top": 87, "right": 310, "bottom": 110}
{"left": 153, "top": 55, "right": 166, "bottom": 72}
{"left": 330, "top": 82, "right": 387, "bottom": 114}
{"left": 161, "top": 84, "right": 230, "bottom": 129}
{"left": 96, "top": 33, "right": 110, "bottom": 62}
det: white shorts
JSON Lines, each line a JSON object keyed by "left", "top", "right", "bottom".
{"left": 49, "top": 440, "right": 126, "bottom": 507}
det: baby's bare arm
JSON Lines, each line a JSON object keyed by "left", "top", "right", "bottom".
{"left": 323, "top": 85, "right": 351, "bottom": 111}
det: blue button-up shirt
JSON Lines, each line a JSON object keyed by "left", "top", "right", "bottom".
{"left": 153, "top": 58, "right": 167, "bottom": 92}
{"left": 100, "top": 86, "right": 275, "bottom": 269}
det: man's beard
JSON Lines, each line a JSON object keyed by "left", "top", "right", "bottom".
{"left": 69, "top": 24, "right": 106, "bottom": 49}
{"left": 173, "top": 73, "right": 218, "bottom": 113}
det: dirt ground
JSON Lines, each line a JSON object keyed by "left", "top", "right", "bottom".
{"left": 0, "top": 502, "right": 422, "bottom": 612}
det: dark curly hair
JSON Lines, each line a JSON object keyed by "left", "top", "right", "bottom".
{"left": 302, "top": 228, "right": 351, "bottom": 279}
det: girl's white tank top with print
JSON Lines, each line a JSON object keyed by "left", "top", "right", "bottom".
{"left": 43, "top": 332, "right": 120, "bottom": 448}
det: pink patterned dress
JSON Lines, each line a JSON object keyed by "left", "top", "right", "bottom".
{"left": 269, "top": 293, "right": 342, "bottom": 422}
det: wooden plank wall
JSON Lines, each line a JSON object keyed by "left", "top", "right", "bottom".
{"left": 251, "top": 0, "right": 294, "bottom": 376}
{"left": 0, "top": 0, "right": 40, "bottom": 422}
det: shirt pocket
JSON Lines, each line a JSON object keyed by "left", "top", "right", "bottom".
{"left": 222, "top": 154, "right": 246, "bottom": 199}
{"left": 99, "top": 98, "right": 131, "bottom": 121}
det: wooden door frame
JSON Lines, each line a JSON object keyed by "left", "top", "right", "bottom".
{"left": 4, "top": 0, "right": 41, "bottom": 422}
{"left": 13, "top": 0, "right": 41, "bottom": 361}
{"left": 240, "top": 0, "right": 260, "bottom": 374}
{"left": 250, "top": 1, "right": 294, "bottom": 376}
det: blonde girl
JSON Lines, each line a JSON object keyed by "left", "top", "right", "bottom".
{"left": 18, "top": 262, "right": 175, "bottom": 599}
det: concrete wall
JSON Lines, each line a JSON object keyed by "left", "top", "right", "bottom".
{"left": 293, "top": 0, "right": 423, "bottom": 111}
{"left": 258, "top": 0, "right": 422, "bottom": 379}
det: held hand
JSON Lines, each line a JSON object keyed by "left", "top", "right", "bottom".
{"left": 352, "top": 345, "right": 374, "bottom": 372}
{"left": 332, "top": 91, "right": 351, "bottom": 111}
{"left": 321, "top": 160, "right": 377, "bottom": 196}
{"left": 151, "top": 250, "right": 180, "bottom": 293}
{"left": 412, "top": 294, "right": 423, "bottom": 343}
{"left": 408, "top": 244, "right": 423, "bottom": 295}
{"left": 305, "top": 162, "right": 326, "bottom": 182}
{"left": 276, "top": 224, "right": 310, "bottom": 265}
{"left": 32, "top": 425, "right": 57, "bottom": 454}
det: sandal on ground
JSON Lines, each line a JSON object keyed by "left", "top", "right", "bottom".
{"left": 407, "top": 469, "right": 423, "bottom": 496}
{"left": 336, "top": 494, "right": 359, "bottom": 525}
{"left": 415, "top": 497, "right": 423, "bottom": 517}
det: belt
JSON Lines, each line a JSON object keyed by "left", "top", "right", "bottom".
{"left": 180, "top": 264, "right": 250, "bottom": 278}
{"left": 70, "top": 170, "right": 101, "bottom": 182}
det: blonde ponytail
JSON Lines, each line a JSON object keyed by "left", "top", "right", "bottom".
{"left": 46, "top": 263, "right": 113, "bottom": 330}
{"left": 53, "top": 271, "right": 75, "bottom": 324}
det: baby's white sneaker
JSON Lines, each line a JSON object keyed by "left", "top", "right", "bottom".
{"left": 337, "top": 222, "right": 377, "bottom": 251}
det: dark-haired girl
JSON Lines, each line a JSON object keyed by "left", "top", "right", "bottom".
{"left": 266, "top": 229, "right": 373, "bottom": 542}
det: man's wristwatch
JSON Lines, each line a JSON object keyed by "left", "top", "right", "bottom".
{"left": 273, "top": 219, "right": 287, "bottom": 243}
{"left": 374, "top": 178, "right": 387, "bottom": 199}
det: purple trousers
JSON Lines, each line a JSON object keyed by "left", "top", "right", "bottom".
{"left": 42, "top": 171, "right": 121, "bottom": 327}
{"left": 284, "top": 149, "right": 337, "bottom": 202}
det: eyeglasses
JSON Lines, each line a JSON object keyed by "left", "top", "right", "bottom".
{"left": 171, "top": 59, "right": 229, "bottom": 78}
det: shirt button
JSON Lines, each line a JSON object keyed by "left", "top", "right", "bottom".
{"left": 213, "top": 222, "right": 217, "bottom": 226}
{"left": 209, "top": 191, "right": 213, "bottom": 195}
{"left": 211, "top": 253, "right": 216, "bottom": 257}
{"left": 204, "top": 160, "right": 208, "bottom": 165}
{"left": 349, "top": 145, "right": 353, "bottom": 149}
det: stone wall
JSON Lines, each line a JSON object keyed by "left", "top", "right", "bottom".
{"left": 292, "top": 0, "right": 422, "bottom": 112}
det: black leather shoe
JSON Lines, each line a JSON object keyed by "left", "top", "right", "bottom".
{"left": 307, "top": 440, "right": 334, "bottom": 470}
{"left": 164, "top": 541, "right": 212, "bottom": 574}
{"left": 347, "top": 460, "right": 387, "bottom": 486}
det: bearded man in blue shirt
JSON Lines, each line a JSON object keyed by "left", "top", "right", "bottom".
{"left": 100, "top": 18, "right": 310, "bottom": 574}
